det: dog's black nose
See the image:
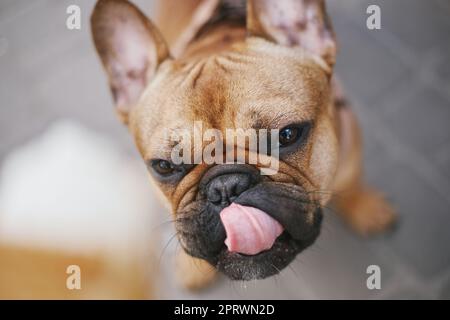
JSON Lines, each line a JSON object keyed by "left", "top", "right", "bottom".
{"left": 200, "top": 164, "right": 261, "bottom": 206}
{"left": 206, "top": 173, "right": 252, "bottom": 205}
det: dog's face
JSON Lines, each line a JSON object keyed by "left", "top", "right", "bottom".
{"left": 92, "top": 0, "right": 338, "bottom": 280}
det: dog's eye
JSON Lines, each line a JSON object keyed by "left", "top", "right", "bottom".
{"left": 149, "top": 160, "right": 194, "bottom": 181}
{"left": 279, "top": 127, "right": 299, "bottom": 146}
{"left": 151, "top": 159, "right": 175, "bottom": 176}
{"left": 278, "top": 123, "right": 311, "bottom": 148}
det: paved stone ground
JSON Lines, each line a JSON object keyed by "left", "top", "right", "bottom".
{"left": 0, "top": 0, "right": 449, "bottom": 299}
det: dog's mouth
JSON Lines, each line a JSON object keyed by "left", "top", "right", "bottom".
{"left": 174, "top": 165, "right": 323, "bottom": 280}
{"left": 219, "top": 204, "right": 285, "bottom": 256}
{"left": 214, "top": 209, "right": 322, "bottom": 280}
{"left": 176, "top": 191, "right": 323, "bottom": 280}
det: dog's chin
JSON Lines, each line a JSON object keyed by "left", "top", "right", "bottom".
{"left": 209, "top": 210, "right": 322, "bottom": 281}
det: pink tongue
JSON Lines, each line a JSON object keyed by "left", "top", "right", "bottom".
{"left": 219, "top": 203, "right": 284, "bottom": 255}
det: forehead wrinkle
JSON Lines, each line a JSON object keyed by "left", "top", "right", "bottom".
{"left": 251, "top": 110, "right": 305, "bottom": 130}
{"left": 182, "top": 62, "right": 233, "bottom": 130}
{"left": 178, "top": 59, "right": 207, "bottom": 85}
{"left": 244, "top": 95, "right": 318, "bottom": 118}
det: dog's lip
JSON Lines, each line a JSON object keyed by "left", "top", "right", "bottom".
{"left": 231, "top": 196, "right": 285, "bottom": 229}
{"left": 217, "top": 206, "right": 322, "bottom": 259}
{"left": 213, "top": 231, "right": 304, "bottom": 280}
{"left": 228, "top": 201, "right": 292, "bottom": 240}
{"left": 215, "top": 230, "right": 322, "bottom": 280}
{"left": 221, "top": 230, "right": 292, "bottom": 258}
{"left": 233, "top": 185, "right": 324, "bottom": 241}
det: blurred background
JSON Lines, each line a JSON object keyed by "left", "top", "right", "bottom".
{"left": 0, "top": 0, "right": 449, "bottom": 299}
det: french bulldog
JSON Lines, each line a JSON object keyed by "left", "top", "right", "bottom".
{"left": 91, "top": 0, "right": 396, "bottom": 289}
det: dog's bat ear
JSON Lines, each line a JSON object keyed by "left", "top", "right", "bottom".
{"left": 91, "top": 0, "right": 170, "bottom": 123}
{"left": 247, "top": 0, "right": 337, "bottom": 68}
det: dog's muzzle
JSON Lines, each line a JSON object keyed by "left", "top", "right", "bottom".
{"left": 175, "top": 164, "right": 323, "bottom": 280}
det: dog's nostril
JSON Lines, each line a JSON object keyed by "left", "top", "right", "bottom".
{"left": 207, "top": 189, "right": 222, "bottom": 204}
{"left": 206, "top": 173, "right": 252, "bottom": 205}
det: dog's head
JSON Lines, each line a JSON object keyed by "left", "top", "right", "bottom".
{"left": 91, "top": 0, "right": 338, "bottom": 280}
